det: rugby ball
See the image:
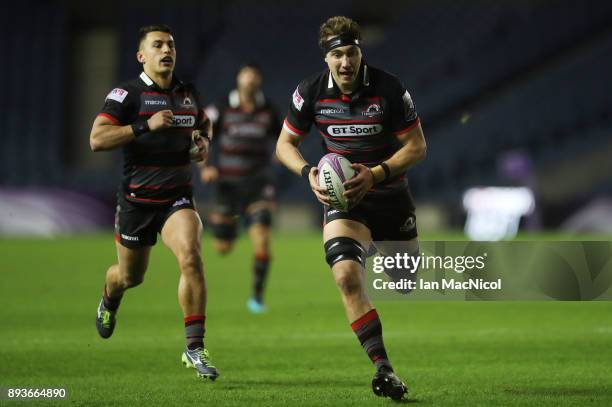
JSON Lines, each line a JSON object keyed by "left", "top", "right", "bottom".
{"left": 317, "top": 153, "right": 356, "bottom": 211}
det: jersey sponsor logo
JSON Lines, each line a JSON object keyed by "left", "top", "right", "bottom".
{"left": 144, "top": 99, "right": 168, "bottom": 105}
{"left": 106, "top": 88, "right": 128, "bottom": 103}
{"left": 228, "top": 125, "right": 266, "bottom": 138}
{"left": 362, "top": 103, "right": 383, "bottom": 117}
{"left": 327, "top": 124, "right": 383, "bottom": 136}
{"left": 319, "top": 108, "right": 345, "bottom": 115}
{"left": 292, "top": 87, "right": 304, "bottom": 111}
{"left": 172, "top": 115, "right": 196, "bottom": 127}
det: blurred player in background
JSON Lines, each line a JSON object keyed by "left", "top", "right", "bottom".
{"left": 276, "top": 16, "right": 426, "bottom": 400}
{"left": 90, "top": 24, "right": 219, "bottom": 380}
{"left": 200, "top": 63, "right": 281, "bottom": 313}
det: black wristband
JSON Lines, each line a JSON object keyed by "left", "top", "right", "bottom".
{"left": 131, "top": 120, "right": 150, "bottom": 138}
{"left": 380, "top": 162, "right": 391, "bottom": 181}
{"left": 301, "top": 164, "right": 313, "bottom": 180}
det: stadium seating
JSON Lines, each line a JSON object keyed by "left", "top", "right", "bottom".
{"left": 1, "top": 2, "right": 67, "bottom": 186}
{"left": 414, "top": 32, "right": 612, "bottom": 201}
{"left": 3, "top": 1, "right": 611, "bottom": 216}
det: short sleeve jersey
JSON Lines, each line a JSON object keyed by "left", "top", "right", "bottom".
{"left": 283, "top": 63, "right": 420, "bottom": 195}
{"left": 204, "top": 90, "right": 280, "bottom": 182}
{"left": 98, "top": 72, "right": 207, "bottom": 205}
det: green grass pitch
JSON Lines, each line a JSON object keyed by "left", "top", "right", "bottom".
{"left": 1, "top": 232, "right": 611, "bottom": 406}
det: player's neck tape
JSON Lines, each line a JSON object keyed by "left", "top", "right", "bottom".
{"left": 323, "top": 34, "right": 360, "bottom": 53}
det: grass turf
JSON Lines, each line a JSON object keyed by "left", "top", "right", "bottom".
{"left": 1, "top": 232, "right": 611, "bottom": 406}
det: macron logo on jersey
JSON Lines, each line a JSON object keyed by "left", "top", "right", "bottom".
{"left": 106, "top": 88, "right": 128, "bottom": 103}
{"left": 145, "top": 100, "right": 167, "bottom": 106}
{"left": 292, "top": 87, "right": 304, "bottom": 111}
{"left": 120, "top": 233, "right": 139, "bottom": 241}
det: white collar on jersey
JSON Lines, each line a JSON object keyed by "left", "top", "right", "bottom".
{"left": 327, "top": 64, "right": 370, "bottom": 89}
{"left": 228, "top": 89, "right": 265, "bottom": 108}
{"left": 139, "top": 71, "right": 154, "bottom": 86}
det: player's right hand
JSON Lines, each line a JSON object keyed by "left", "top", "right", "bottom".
{"left": 147, "top": 109, "right": 174, "bottom": 131}
{"left": 201, "top": 166, "right": 219, "bottom": 183}
{"left": 309, "top": 167, "right": 331, "bottom": 206}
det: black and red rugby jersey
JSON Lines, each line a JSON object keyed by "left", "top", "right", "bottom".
{"left": 205, "top": 90, "right": 280, "bottom": 182}
{"left": 283, "top": 63, "right": 420, "bottom": 195}
{"left": 98, "top": 72, "right": 207, "bottom": 205}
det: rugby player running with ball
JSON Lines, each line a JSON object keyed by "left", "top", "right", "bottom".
{"left": 276, "top": 16, "right": 426, "bottom": 400}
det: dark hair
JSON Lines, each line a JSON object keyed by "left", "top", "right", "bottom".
{"left": 237, "top": 62, "right": 262, "bottom": 77}
{"left": 137, "top": 24, "right": 173, "bottom": 49}
{"left": 318, "top": 16, "right": 361, "bottom": 50}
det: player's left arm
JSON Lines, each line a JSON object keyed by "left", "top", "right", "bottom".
{"left": 343, "top": 124, "right": 425, "bottom": 206}
{"left": 198, "top": 102, "right": 224, "bottom": 179}
{"left": 371, "top": 122, "right": 426, "bottom": 183}
{"left": 197, "top": 113, "right": 218, "bottom": 181}
{"left": 374, "top": 82, "right": 426, "bottom": 179}
{"left": 191, "top": 88, "right": 212, "bottom": 165}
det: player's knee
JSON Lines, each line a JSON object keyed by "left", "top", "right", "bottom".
{"left": 122, "top": 273, "right": 145, "bottom": 289}
{"left": 116, "top": 262, "right": 146, "bottom": 288}
{"left": 214, "top": 239, "right": 234, "bottom": 254}
{"left": 246, "top": 209, "right": 272, "bottom": 227}
{"left": 176, "top": 246, "right": 203, "bottom": 274}
{"left": 324, "top": 237, "right": 366, "bottom": 268}
{"left": 333, "top": 264, "right": 362, "bottom": 296}
{"left": 254, "top": 250, "right": 270, "bottom": 262}
{"left": 211, "top": 222, "right": 237, "bottom": 245}
{"left": 251, "top": 233, "right": 270, "bottom": 255}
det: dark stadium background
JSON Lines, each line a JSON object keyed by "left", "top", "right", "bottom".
{"left": 2, "top": 0, "right": 611, "bottom": 236}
